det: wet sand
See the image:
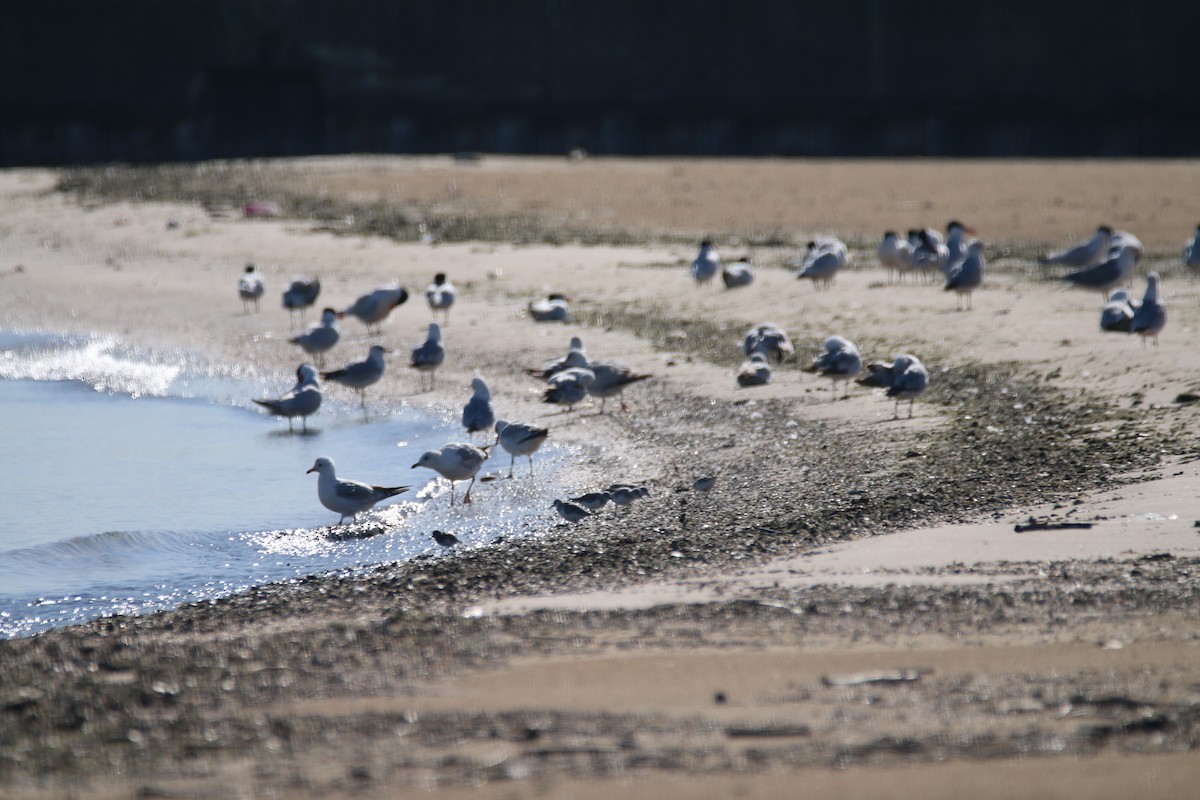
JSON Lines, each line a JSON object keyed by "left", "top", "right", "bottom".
{"left": 2, "top": 158, "right": 1200, "bottom": 798}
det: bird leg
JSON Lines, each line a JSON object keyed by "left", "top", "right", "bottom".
{"left": 508, "top": 454, "right": 516, "bottom": 480}
{"left": 463, "top": 476, "right": 476, "bottom": 504}
{"left": 528, "top": 455, "right": 535, "bottom": 477}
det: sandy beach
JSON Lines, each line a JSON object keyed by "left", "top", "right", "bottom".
{"left": 2, "top": 157, "right": 1199, "bottom": 798}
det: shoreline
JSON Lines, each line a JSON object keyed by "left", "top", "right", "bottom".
{"left": 2, "top": 159, "right": 1200, "bottom": 797}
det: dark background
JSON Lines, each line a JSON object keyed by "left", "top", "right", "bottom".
{"left": 3, "top": 0, "right": 1197, "bottom": 165}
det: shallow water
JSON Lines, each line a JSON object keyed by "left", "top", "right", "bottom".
{"left": 0, "top": 331, "right": 566, "bottom": 638}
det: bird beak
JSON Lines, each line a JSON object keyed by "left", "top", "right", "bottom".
{"left": 306, "top": 467, "right": 316, "bottom": 474}
{"left": 411, "top": 462, "right": 420, "bottom": 469}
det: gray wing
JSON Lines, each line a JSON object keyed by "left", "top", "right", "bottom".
{"left": 335, "top": 478, "right": 382, "bottom": 502}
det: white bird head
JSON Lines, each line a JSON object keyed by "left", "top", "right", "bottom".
{"left": 307, "top": 457, "right": 334, "bottom": 475}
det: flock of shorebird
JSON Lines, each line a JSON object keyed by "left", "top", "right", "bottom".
{"left": 245, "top": 218, "right": 1193, "bottom": 531}
{"left": 241, "top": 265, "right": 653, "bottom": 529}
{"left": 711, "top": 220, "right": 1187, "bottom": 418}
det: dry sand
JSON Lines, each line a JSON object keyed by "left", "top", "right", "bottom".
{"left": 2, "top": 158, "right": 1200, "bottom": 798}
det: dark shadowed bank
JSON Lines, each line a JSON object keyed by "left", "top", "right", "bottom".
{"left": 5, "top": 1, "right": 1200, "bottom": 165}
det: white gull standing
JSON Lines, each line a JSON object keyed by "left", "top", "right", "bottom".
{"left": 1184, "top": 224, "right": 1200, "bottom": 266}
{"left": 795, "top": 238, "right": 849, "bottom": 289}
{"left": 462, "top": 376, "right": 496, "bottom": 435}
{"left": 321, "top": 345, "right": 389, "bottom": 409}
{"left": 877, "top": 230, "right": 914, "bottom": 283}
{"left": 542, "top": 366, "right": 595, "bottom": 412}
{"left": 306, "top": 456, "right": 410, "bottom": 525}
{"left": 1062, "top": 245, "right": 1138, "bottom": 301}
{"left": 527, "top": 336, "right": 587, "bottom": 380}
{"left": 803, "top": 336, "right": 862, "bottom": 400}
{"left": 413, "top": 443, "right": 491, "bottom": 505}
{"left": 288, "top": 307, "right": 340, "bottom": 367}
{"left": 690, "top": 239, "right": 721, "bottom": 286}
{"left": 282, "top": 277, "right": 321, "bottom": 326}
{"left": 495, "top": 420, "right": 550, "bottom": 478}
{"left": 858, "top": 354, "right": 930, "bottom": 419}
{"left": 942, "top": 221, "right": 975, "bottom": 275}
{"left": 944, "top": 240, "right": 985, "bottom": 310}
{"left": 1040, "top": 225, "right": 1113, "bottom": 268}
{"left": 585, "top": 360, "right": 652, "bottom": 412}
{"left": 409, "top": 322, "right": 445, "bottom": 391}
{"left": 1129, "top": 272, "right": 1166, "bottom": 347}
{"left": 253, "top": 363, "right": 323, "bottom": 432}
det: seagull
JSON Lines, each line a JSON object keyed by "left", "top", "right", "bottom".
{"left": 412, "top": 443, "right": 491, "bottom": 505}
{"left": 743, "top": 323, "right": 794, "bottom": 363}
{"left": 1184, "top": 224, "right": 1200, "bottom": 266}
{"left": 543, "top": 366, "right": 595, "bottom": 412}
{"left": 340, "top": 286, "right": 409, "bottom": 335}
{"left": 803, "top": 336, "right": 862, "bottom": 400}
{"left": 528, "top": 293, "right": 571, "bottom": 322}
{"left": 1100, "top": 289, "right": 1138, "bottom": 333}
{"left": 289, "top": 307, "right": 340, "bottom": 367}
{"left": 432, "top": 530, "right": 461, "bottom": 548}
{"left": 877, "top": 231, "right": 914, "bottom": 283}
{"left": 425, "top": 273, "right": 456, "bottom": 323}
{"left": 552, "top": 498, "right": 592, "bottom": 522}
{"left": 691, "top": 240, "right": 721, "bottom": 286}
{"left": 910, "top": 229, "right": 948, "bottom": 280}
{"left": 737, "top": 351, "right": 772, "bottom": 387}
{"left": 253, "top": 363, "right": 322, "bottom": 432}
{"left": 409, "top": 322, "right": 445, "bottom": 391}
{"left": 570, "top": 491, "right": 612, "bottom": 511}
{"left": 881, "top": 354, "right": 929, "bottom": 419}
{"left": 1108, "top": 230, "right": 1144, "bottom": 264}
{"left": 721, "top": 258, "right": 754, "bottom": 289}
{"left": 1040, "top": 225, "right": 1113, "bottom": 268}
{"left": 462, "top": 376, "right": 496, "bottom": 434}
{"left": 585, "top": 361, "right": 652, "bottom": 412}
{"left": 945, "top": 240, "right": 985, "bottom": 310}
{"left": 238, "top": 264, "right": 265, "bottom": 313}
{"left": 1063, "top": 245, "right": 1138, "bottom": 301}
{"left": 306, "top": 456, "right": 410, "bottom": 525}
{"left": 527, "top": 336, "right": 588, "bottom": 380}
{"left": 1130, "top": 272, "right": 1166, "bottom": 347}
{"left": 943, "top": 221, "right": 975, "bottom": 275}
{"left": 795, "top": 238, "right": 848, "bottom": 289}
{"left": 495, "top": 419, "right": 550, "bottom": 478}
{"left": 322, "top": 345, "right": 388, "bottom": 408}
{"left": 282, "top": 277, "right": 321, "bottom": 326}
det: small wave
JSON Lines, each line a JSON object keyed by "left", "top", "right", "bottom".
{"left": 0, "top": 528, "right": 208, "bottom": 566}
{"left": 0, "top": 329, "right": 261, "bottom": 402}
